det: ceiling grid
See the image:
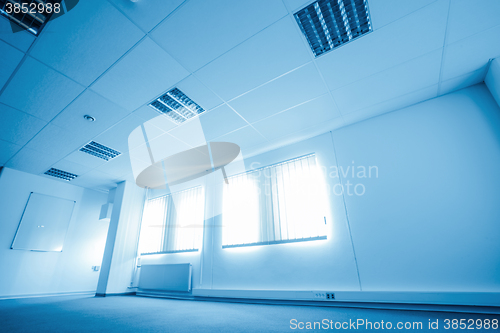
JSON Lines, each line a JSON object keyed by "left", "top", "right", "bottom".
{"left": 0, "top": 0, "right": 498, "bottom": 191}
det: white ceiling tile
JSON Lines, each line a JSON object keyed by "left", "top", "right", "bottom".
{"left": 441, "top": 25, "right": 500, "bottom": 81}
{"left": 93, "top": 114, "right": 162, "bottom": 154}
{"left": 228, "top": 63, "right": 327, "bottom": 123}
{"left": 129, "top": 148, "right": 152, "bottom": 169}
{"left": 5, "top": 147, "right": 57, "bottom": 174}
{"left": 0, "top": 139, "right": 21, "bottom": 165}
{"left": 151, "top": 0, "right": 288, "bottom": 72}
{"left": 128, "top": 126, "right": 147, "bottom": 155}
{"left": 446, "top": 0, "right": 500, "bottom": 45}
{"left": 195, "top": 17, "right": 311, "bottom": 101}
{"left": 108, "top": 0, "right": 185, "bottom": 32}
{"left": 316, "top": 0, "right": 448, "bottom": 91}
{"left": 284, "top": 116, "right": 345, "bottom": 140}
{"left": 69, "top": 169, "right": 117, "bottom": 189}
{"left": 332, "top": 50, "right": 442, "bottom": 114}
{"left": 0, "top": 103, "right": 47, "bottom": 146}
{"left": 438, "top": 69, "right": 486, "bottom": 96}
{"left": 252, "top": 94, "right": 340, "bottom": 141}
{"left": 0, "top": 17, "right": 35, "bottom": 52}
{"left": 214, "top": 126, "right": 268, "bottom": 149}
{"left": 282, "top": 0, "right": 313, "bottom": 13}
{"left": 283, "top": 0, "right": 437, "bottom": 23}
{"left": 245, "top": 116, "right": 345, "bottom": 158}
{"left": 95, "top": 153, "right": 133, "bottom": 178}
{"left": 51, "top": 90, "right": 130, "bottom": 139}
{"left": 169, "top": 118, "right": 207, "bottom": 147}
{"left": 147, "top": 133, "right": 191, "bottom": 163}
{"left": 176, "top": 75, "right": 223, "bottom": 111}
{"left": 128, "top": 157, "right": 164, "bottom": 185}
{"left": 64, "top": 150, "right": 107, "bottom": 169}
{"left": 342, "top": 85, "right": 439, "bottom": 126}
{"left": 24, "top": 123, "right": 91, "bottom": 160}
{"left": 90, "top": 185, "right": 116, "bottom": 192}
{"left": 133, "top": 107, "right": 179, "bottom": 138}
{"left": 0, "top": 40, "right": 24, "bottom": 90}
{"left": 91, "top": 37, "right": 189, "bottom": 112}
{"left": 368, "top": 0, "right": 438, "bottom": 29}
{"left": 0, "top": 57, "right": 85, "bottom": 121}
{"left": 143, "top": 113, "right": 177, "bottom": 134}
{"left": 113, "top": 172, "right": 135, "bottom": 184}
{"left": 133, "top": 105, "right": 162, "bottom": 122}
{"left": 50, "top": 159, "right": 92, "bottom": 177}
{"left": 30, "top": 0, "right": 145, "bottom": 86}
{"left": 199, "top": 104, "right": 247, "bottom": 141}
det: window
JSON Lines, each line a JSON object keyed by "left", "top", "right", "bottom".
{"left": 138, "top": 186, "right": 205, "bottom": 255}
{"left": 222, "top": 154, "right": 327, "bottom": 248}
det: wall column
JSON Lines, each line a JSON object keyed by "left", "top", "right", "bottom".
{"left": 96, "top": 181, "right": 145, "bottom": 296}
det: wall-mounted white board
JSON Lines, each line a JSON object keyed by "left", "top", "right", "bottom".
{"left": 11, "top": 192, "right": 76, "bottom": 252}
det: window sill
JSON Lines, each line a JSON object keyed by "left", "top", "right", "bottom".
{"left": 222, "top": 235, "right": 327, "bottom": 249}
{"left": 140, "top": 249, "right": 199, "bottom": 255}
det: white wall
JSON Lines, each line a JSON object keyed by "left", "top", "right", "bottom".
{"left": 0, "top": 167, "right": 109, "bottom": 297}
{"left": 209, "top": 134, "right": 361, "bottom": 291}
{"left": 134, "top": 83, "right": 500, "bottom": 303}
{"left": 332, "top": 83, "right": 500, "bottom": 292}
{"left": 138, "top": 134, "right": 361, "bottom": 292}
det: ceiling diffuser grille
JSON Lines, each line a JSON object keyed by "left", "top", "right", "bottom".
{"left": 295, "top": 0, "right": 371, "bottom": 57}
{"left": 80, "top": 141, "right": 121, "bottom": 161}
{"left": 44, "top": 168, "right": 78, "bottom": 181}
{"left": 149, "top": 88, "right": 206, "bottom": 125}
{"left": 0, "top": 0, "right": 59, "bottom": 36}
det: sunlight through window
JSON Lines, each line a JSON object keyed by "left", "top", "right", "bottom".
{"left": 138, "top": 187, "right": 204, "bottom": 255}
{"left": 222, "top": 154, "right": 327, "bottom": 248}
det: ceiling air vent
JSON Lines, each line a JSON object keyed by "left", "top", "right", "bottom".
{"left": 44, "top": 168, "right": 78, "bottom": 181}
{"left": 149, "top": 88, "right": 206, "bottom": 125}
{"left": 295, "top": 0, "right": 372, "bottom": 57}
{"left": 0, "top": 0, "right": 59, "bottom": 36}
{"left": 79, "top": 141, "right": 121, "bottom": 161}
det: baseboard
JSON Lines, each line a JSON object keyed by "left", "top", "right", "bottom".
{"left": 135, "top": 289, "right": 500, "bottom": 314}
{"left": 95, "top": 292, "right": 137, "bottom": 297}
{"left": 193, "top": 289, "right": 500, "bottom": 307}
{"left": 0, "top": 291, "right": 95, "bottom": 300}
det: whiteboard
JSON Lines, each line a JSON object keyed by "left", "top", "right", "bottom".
{"left": 11, "top": 192, "right": 76, "bottom": 252}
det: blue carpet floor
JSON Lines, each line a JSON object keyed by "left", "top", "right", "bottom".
{"left": 0, "top": 295, "right": 499, "bottom": 332}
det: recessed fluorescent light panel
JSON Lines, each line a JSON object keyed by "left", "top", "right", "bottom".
{"left": 0, "top": 0, "right": 59, "bottom": 36}
{"left": 149, "top": 88, "right": 206, "bottom": 125}
{"left": 295, "top": 0, "right": 372, "bottom": 57}
{"left": 80, "top": 141, "right": 121, "bottom": 161}
{"left": 44, "top": 168, "right": 78, "bottom": 181}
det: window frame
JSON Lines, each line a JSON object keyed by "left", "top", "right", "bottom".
{"left": 138, "top": 186, "right": 205, "bottom": 256}
{"left": 221, "top": 153, "right": 328, "bottom": 249}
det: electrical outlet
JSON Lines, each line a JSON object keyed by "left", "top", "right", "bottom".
{"left": 313, "top": 292, "right": 335, "bottom": 300}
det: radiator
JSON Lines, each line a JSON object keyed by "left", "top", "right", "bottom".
{"left": 138, "top": 263, "right": 192, "bottom": 292}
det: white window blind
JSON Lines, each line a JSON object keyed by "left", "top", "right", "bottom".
{"left": 138, "top": 186, "right": 204, "bottom": 255}
{"left": 222, "top": 154, "right": 327, "bottom": 248}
